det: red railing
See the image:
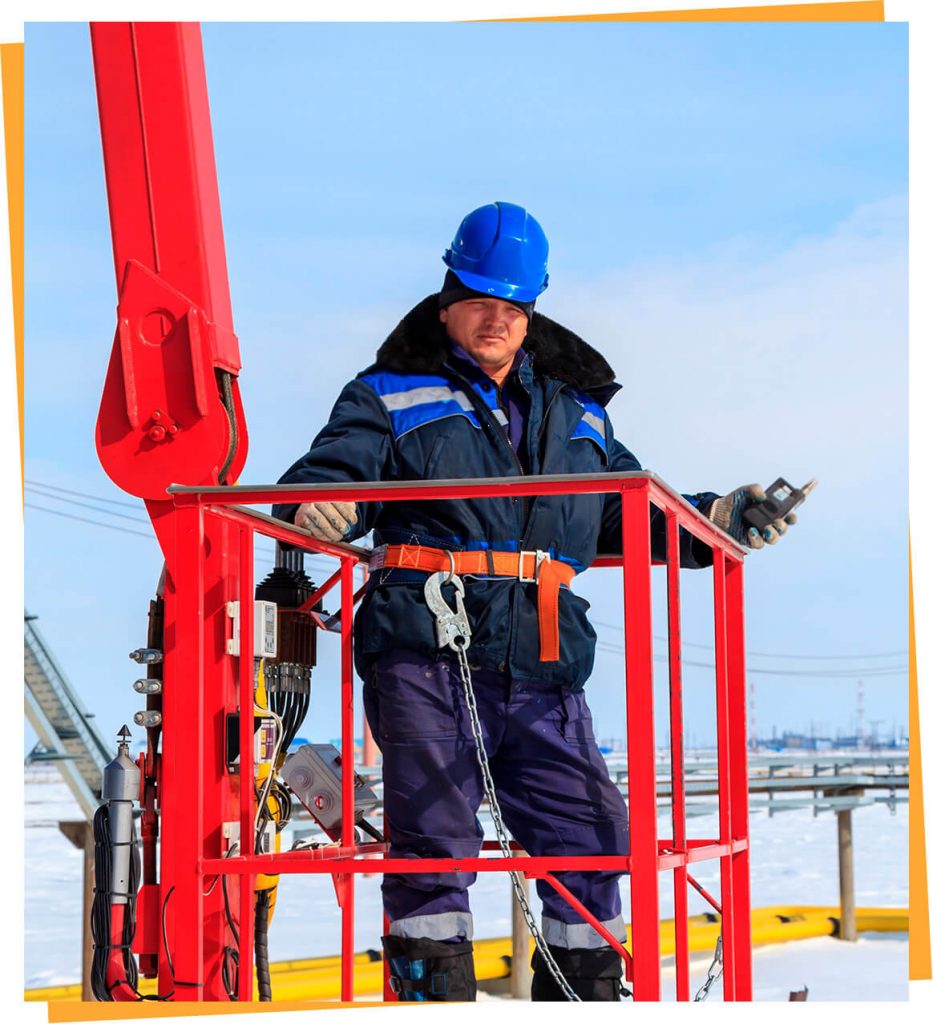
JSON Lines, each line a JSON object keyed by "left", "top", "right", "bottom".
{"left": 158, "top": 471, "right": 751, "bottom": 1002}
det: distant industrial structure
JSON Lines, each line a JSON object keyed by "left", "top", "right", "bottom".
{"left": 759, "top": 727, "right": 908, "bottom": 753}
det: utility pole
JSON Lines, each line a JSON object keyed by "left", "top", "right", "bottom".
{"left": 510, "top": 851, "right": 531, "bottom": 998}
{"left": 835, "top": 792, "right": 863, "bottom": 942}
{"left": 856, "top": 680, "right": 865, "bottom": 750}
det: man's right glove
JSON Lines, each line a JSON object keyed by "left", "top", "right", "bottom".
{"left": 294, "top": 501, "right": 358, "bottom": 543}
{"left": 706, "top": 483, "right": 796, "bottom": 550}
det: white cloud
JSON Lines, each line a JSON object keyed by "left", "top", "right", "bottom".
{"left": 547, "top": 195, "right": 908, "bottom": 504}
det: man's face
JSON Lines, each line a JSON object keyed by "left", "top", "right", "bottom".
{"left": 440, "top": 297, "right": 529, "bottom": 381}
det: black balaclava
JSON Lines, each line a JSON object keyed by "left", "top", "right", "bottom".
{"left": 437, "top": 269, "right": 535, "bottom": 321}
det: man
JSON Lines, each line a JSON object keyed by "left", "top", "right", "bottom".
{"left": 273, "top": 202, "right": 792, "bottom": 1001}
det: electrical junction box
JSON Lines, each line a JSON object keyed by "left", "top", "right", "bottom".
{"left": 222, "top": 820, "right": 275, "bottom": 855}
{"left": 225, "top": 713, "right": 276, "bottom": 773}
{"left": 226, "top": 600, "right": 277, "bottom": 658}
{"left": 281, "top": 744, "right": 379, "bottom": 841}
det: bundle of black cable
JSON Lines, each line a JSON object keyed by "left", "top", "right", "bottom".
{"left": 265, "top": 661, "right": 312, "bottom": 754}
{"left": 90, "top": 804, "right": 141, "bottom": 1000}
{"left": 256, "top": 556, "right": 316, "bottom": 756}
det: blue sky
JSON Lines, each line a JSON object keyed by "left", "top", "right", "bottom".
{"left": 24, "top": 21, "right": 907, "bottom": 751}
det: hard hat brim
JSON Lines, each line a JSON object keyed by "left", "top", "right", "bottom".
{"left": 445, "top": 265, "right": 547, "bottom": 304}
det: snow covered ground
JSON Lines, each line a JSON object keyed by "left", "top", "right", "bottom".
{"left": 23, "top": 766, "right": 908, "bottom": 1000}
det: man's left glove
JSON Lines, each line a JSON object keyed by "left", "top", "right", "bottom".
{"left": 295, "top": 501, "right": 358, "bottom": 543}
{"left": 705, "top": 483, "right": 796, "bottom": 550}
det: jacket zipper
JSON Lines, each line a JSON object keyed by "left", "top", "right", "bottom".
{"left": 446, "top": 367, "right": 569, "bottom": 550}
{"left": 446, "top": 365, "right": 529, "bottom": 533}
{"left": 517, "top": 381, "right": 567, "bottom": 551}
{"left": 537, "top": 383, "right": 566, "bottom": 458}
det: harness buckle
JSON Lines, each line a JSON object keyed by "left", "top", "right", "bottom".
{"left": 518, "top": 549, "right": 551, "bottom": 583}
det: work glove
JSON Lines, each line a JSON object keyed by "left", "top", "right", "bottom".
{"left": 705, "top": 483, "right": 796, "bottom": 550}
{"left": 295, "top": 501, "right": 358, "bottom": 543}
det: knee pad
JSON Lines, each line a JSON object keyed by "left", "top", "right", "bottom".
{"left": 530, "top": 944, "right": 624, "bottom": 1002}
{"left": 383, "top": 934, "right": 477, "bottom": 1002}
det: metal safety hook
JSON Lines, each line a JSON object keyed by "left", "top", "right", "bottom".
{"left": 424, "top": 570, "right": 472, "bottom": 652}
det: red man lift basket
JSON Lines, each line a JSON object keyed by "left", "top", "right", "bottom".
{"left": 155, "top": 473, "right": 752, "bottom": 1002}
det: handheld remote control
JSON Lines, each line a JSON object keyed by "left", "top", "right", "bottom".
{"left": 742, "top": 477, "right": 817, "bottom": 532}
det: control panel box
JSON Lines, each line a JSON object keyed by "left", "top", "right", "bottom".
{"left": 281, "top": 744, "right": 379, "bottom": 841}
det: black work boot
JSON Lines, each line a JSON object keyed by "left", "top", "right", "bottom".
{"left": 382, "top": 935, "right": 477, "bottom": 1001}
{"left": 530, "top": 945, "right": 625, "bottom": 1001}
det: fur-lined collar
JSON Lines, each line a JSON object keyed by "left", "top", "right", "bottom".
{"left": 371, "top": 294, "right": 621, "bottom": 402}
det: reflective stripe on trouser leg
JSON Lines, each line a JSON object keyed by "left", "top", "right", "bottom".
{"left": 388, "top": 912, "right": 474, "bottom": 942}
{"left": 541, "top": 912, "right": 627, "bottom": 949}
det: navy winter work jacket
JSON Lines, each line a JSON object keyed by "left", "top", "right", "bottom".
{"left": 273, "top": 295, "right": 718, "bottom": 691}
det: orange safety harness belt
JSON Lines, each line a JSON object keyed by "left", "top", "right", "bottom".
{"left": 371, "top": 544, "right": 576, "bottom": 663}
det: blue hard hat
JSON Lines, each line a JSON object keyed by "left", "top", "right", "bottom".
{"left": 443, "top": 202, "right": 549, "bottom": 304}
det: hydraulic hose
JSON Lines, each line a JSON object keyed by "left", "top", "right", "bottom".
{"left": 91, "top": 805, "right": 140, "bottom": 1001}
{"left": 255, "top": 890, "right": 272, "bottom": 1001}
{"left": 105, "top": 905, "right": 139, "bottom": 1001}
{"left": 217, "top": 370, "right": 237, "bottom": 485}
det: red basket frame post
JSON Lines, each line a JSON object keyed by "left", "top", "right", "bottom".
{"left": 162, "top": 472, "right": 750, "bottom": 1002}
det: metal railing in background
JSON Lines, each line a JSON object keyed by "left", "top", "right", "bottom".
{"left": 24, "top": 614, "right": 111, "bottom": 822}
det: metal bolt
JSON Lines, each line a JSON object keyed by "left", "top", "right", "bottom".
{"left": 133, "top": 678, "right": 163, "bottom": 695}
{"left": 133, "top": 710, "right": 163, "bottom": 728}
{"left": 129, "top": 648, "right": 162, "bottom": 664}
{"left": 148, "top": 424, "right": 166, "bottom": 442}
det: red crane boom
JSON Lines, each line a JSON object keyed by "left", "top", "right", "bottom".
{"left": 92, "top": 21, "right": 247, "bottom": 541}
{"left": 90, "top": 22, "right": 249, "bottom": 1000}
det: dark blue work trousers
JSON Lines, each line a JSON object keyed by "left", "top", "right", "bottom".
{"left": 363, "top": 649, "right": 630, "bottom": 947}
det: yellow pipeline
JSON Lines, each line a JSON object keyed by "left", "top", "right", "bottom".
{"left": 25, "top": 904, "right": 907, "bottom": 1002}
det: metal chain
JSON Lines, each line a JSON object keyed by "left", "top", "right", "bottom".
{"left": 450, "top": 637, "right": 582, "bottom": 1002}
{"left": 693, "top": 933, "right": 724, "bottom": 1001}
